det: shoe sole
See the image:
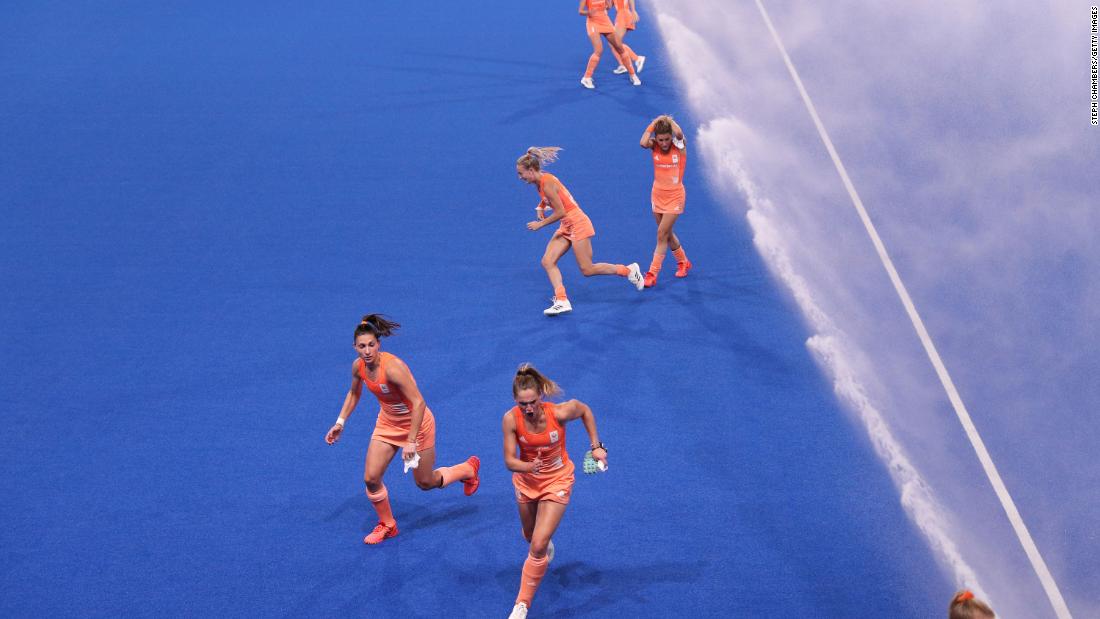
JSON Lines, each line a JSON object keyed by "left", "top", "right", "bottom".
{"left": 464, "top": 456, "right": 481, "bottom": 496}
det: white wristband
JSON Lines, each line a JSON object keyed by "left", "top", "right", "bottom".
{"left": 334, "top": 417, "right": 345, "bottom": 427}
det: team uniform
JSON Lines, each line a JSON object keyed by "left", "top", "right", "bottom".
{"left": 359, "top": 352, "right": 436, "bottom": 450}
{"left": 511, "top": 402, "right": 575, "bottom": 505}
{"left": 539, "top": 173, "right": 596, "bottom": 242}
{"left": 585, "top": 0, "right": 615, "bottom": 35}
{"left": 651, "top": 139, "right": 687, "bottom": 214}
{"left": 613, "top": 0, "right": 637, "bottom": 31}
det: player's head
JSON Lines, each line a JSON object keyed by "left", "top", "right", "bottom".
{"left": 948, "top": 590, "right": 995, "bottom": 619}
{"left": 653, "top": 116, "right": 674, "bottom": 152}
{"left": 516, "top": 146, "right": 562, "bottom": 182}
{"left": 353, "top": 314, "right": 399, "bottom": 362}
{"left": 513, "top": 363, "right": 561, "bottom": 415}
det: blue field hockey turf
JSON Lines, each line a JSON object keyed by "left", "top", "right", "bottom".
{"left": 2, "top": 2, "right": 953, "bottom": 617}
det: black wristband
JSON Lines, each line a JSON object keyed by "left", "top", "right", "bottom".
{"left": 591, "top": 442, "right": 607, "bottom": 452}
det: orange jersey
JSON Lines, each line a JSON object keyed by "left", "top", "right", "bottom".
{"left": 537, "top": 173, "right": 580, "bottom": 214}
{"left": 512, "top": 402, "right": 574, "bottom": 479}
{"left": 614, "top": 0, "right": 637, "bottom": 30}
{"left": 652, "top": 144, "right": 686, "bottom": 191}
{"left": 358, "top": 352, "right": 416, "bottom": 422}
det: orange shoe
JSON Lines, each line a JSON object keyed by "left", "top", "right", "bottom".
{"left": 363, "top": 521, "right": 398, "bottom": 545}
{"left": 463, "top": 456, "right": 481, "bottom": 496}
{"left": 643, "top": 271, "right": 658, "bottom": 288}
{"left": 675, "top": 260, "right": 693, "bottom": 278}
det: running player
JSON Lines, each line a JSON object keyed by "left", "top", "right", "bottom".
{"left": 640, "top": 115, "right": 692, "bottom": 287}
{"left": 610, "top": 0, "right": 645, "bottom": 76}
{"left": 516, "top": 146, "right": 644, "bottom": 315}
{"left": 578, "top": 0, "right": 640, "bottom": 88}
{"left": 324, "top": 314, "right": 480, "bottom": 545}
{"left": 502, "top": 364, "right": 609, "bottom": 619}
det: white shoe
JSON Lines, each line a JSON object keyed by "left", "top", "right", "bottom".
{"left": 613, "top": 64, "right": 627, "bottom": 74}
{"left": 626, "top": 263, "right": 644, "bottom": 290}
{"left": 580, "top": 77, "right": 595, "bottom": 89}
{"left": 544, "top": 298, "right": 573, "bottom": 316}
{"left": 547, "top": 540, "right": 555, "bottom": 563}
{"left": 509, "top": 602, "right": 529, "bottom": 619}
{"left": 630, "top": 73, "right": 641, "bottom": 86}
{"left": 635, "top": 55, "right": 646, "bottom": 73}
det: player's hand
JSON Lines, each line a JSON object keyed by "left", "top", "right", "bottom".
{"left": 633, "top": 11, "right": 639, "bottom": 23}
{"left": 526, "top": 220, "right": 542, "bottom": 231}
{"left": 592, "top": 446, "right": 608, "bottom": 467}
{"left": 325, "top": 424, "right": 343, "bottom": 445}
{"left": 402, "top": 441, "right": 418, "bottom": 461}
{"left": 528, "top": 456, "right": 544, "bottom": 474}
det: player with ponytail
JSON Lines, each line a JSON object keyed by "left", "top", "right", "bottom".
{"left": 516, "top": 146, "right": 644, "bottom": 316}
{"left": 324, "top": 314, "right": 480, "bottom": 545}
{"left": 501, "top": 364, "right": 609, "bottom": 618}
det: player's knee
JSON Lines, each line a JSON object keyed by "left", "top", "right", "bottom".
{"left": 579, "top": 264, "right": 598, "bottom": 276}
{"left": 541, "top": 256, "right": 556, "bottom": 270}
{"left": 415, "top": 479, "right": 437, "bottom": 491}
{"left": 529, "top": 536, "right": 551, "bottom": 557}
{"left": 364, "top": 475, "right": 383, "bottom": 490}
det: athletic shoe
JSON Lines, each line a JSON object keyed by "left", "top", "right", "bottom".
{"left": 675, "top": 260, "right": 693, "bottom": 278}
{"left": 643, "top": 271, "right": 657, "bottom": 288}
{"left": 626, "top": 263, "right": 644, "bottom": 290}
{"left": 509, "top": 603, "right": 529, "bottom": 619}
{"left": 630, "top": 73, "right": 642, "bottom": 86}
{"left": 363, "top": 521, "right": 398, "bottom": 545}
{"left": 544, "top": 298, "right": 572, "bottom": 316}
{"left": 635, "top": 55, "right": 646, "bottom": 73}
{"left": 547, "top": 540, "right": 555, "bottom": 563}
{"left": 580, "top": 77, "right": 595, "bottom": 89}
{"left": 613, "top": 64, "right": 627, "bottom": 74}
{"left": 463, "top": 456, "right": 481, "bottom": 496}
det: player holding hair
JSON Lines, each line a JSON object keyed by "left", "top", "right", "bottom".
{"left": 640, "top": 115, "right": 692, "bottom": 287}
{"left": 503, "top": 364, "right": 608, "bottom": 619}
{"left": 324, "top": 314, "right": 480, "bottom": 545}
{"left": 516, "top": 146, "right": 644, "bottom": 315}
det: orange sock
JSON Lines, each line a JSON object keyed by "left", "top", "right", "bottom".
{"left": 553, "top": 285, "right": 567, "bottom": 300}
{"left": 610, "top": 46, "right": 626, "bottom": 68}
{"left": 366, "top": 485, "right": 395, "bottom": 525}
{"left": 673, "top": 247, "right": 689, "bottom": 264}
{"left": 516, "top": 553, "right": 549, "bottom": 607}
{"left": 435, "top": 461, "right": 474, "bottom": 488}
{"left": 621, "top": 43, "right": 639, "bottom": 63}
{"left": 614, "top": 265, "right": 629, "bottom": 277}
{"left": 584, "top": 54, "right": 600, "bottom": 78}
{"left": 649, "top": 251, "right": 666, "bottom": 275}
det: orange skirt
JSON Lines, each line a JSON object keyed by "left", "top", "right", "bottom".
{"left": 652, "top": 187, "right": 686, "bottom": 214}
{"left": 586, "top": 16, "right": 615, "bottom": 35}
{"left": 513, "top": 462, "right": 576, "bottom": 504}
{"left": 615, "top": 11, "right": 636, "bottom": 31}
{"left": 371, "top": 407, "right": 436, "bottom": 451}
{"left": 557, "top": 209, "right": 596, "bottom": 242}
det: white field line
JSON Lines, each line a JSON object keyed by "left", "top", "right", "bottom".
{"left": 751, "top": 2, "right": 1073, "bottom": 617}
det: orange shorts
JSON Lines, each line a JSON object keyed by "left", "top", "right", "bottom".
{"left": 556, "top": 209, "right": 596, "bottom": 241}
{"left": 652, "top": 188, "right": 686, "bottom": 214}
{"left": 615, "top": 11, "right": 636, "bottom": 31}
{"left": 371, "top": 407, "right": 436, "bottom": 451}
{"left": 513, "top": 465, "right": 576, "bottom": 505}
{"left": 586, "top": 16, "right": 615, "bottom": 36}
